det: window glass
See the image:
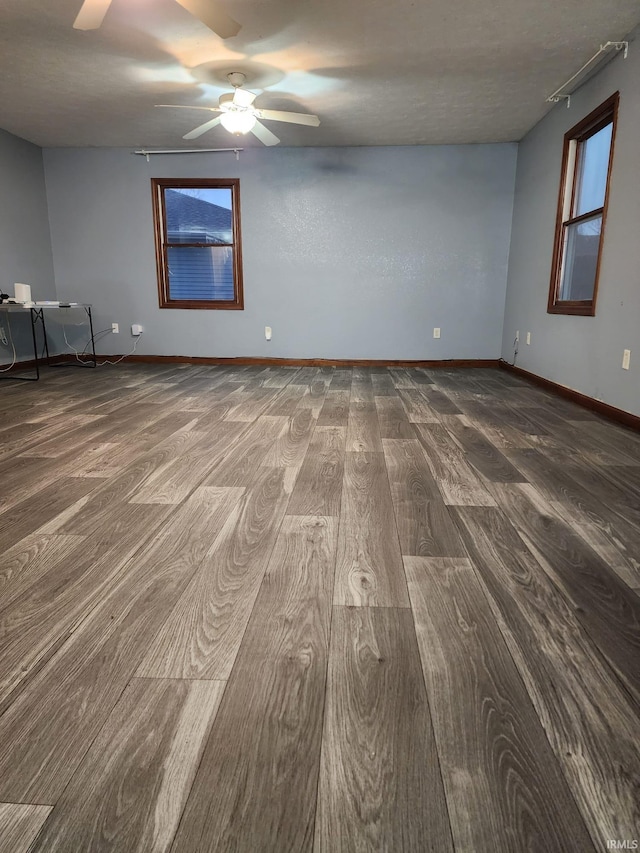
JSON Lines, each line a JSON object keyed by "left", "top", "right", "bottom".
{"left": 167, "top": 246, "right": 235, "bottom": 301}
{"left": 165, "top": 188, "right": 233, "bottom": 244}
{"left": 573, "top": 123, "right": 613, "bottom": 217}
{"left": 559, "top": 214, "right": 602, "bottom": 301}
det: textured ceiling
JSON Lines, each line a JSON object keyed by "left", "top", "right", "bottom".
{"left": 1, "top": 0, "right": 639, "bottom": 148}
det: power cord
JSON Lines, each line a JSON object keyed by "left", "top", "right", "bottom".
{"left": 61, "top": 320, "right": 99, "bottom": 365}
{"left": 58, "top": 311, "right": 143, "bottom": 368}
{"left": 0, "top": 314, "right": 17, "bottom": 372}
{"left": 99, "top": 334, "right": 141, "bottom": 365}
{"left": 81, "top": 328, "right": 112, "bottom": 357}
{"left": 59, "top": 319, "right": 114, "bottom": 365}
{"left": 503, "top": 334, "right": 519, "bottom": 367}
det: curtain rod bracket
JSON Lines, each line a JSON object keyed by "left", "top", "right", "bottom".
{"left": 546, "top": 39, "right": 629, "bottom": 105}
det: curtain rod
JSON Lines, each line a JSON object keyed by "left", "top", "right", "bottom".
{"left": 546, "top": 41, "right": 629, "bottom": 108}
{"left": 134, "top": 148, "right": 243, "bottom": 161}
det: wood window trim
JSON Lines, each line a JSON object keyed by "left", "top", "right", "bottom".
{"left": 547, "top": 92, "right": 619, "bottom": 317}
{"left": 152, "top": 178, "right": 244, "bottom": 310}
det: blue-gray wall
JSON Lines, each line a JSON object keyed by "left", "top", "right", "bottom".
{"left": 42, "top": 144, "right": 516, "bottom": 360}
{"left": 0, "top": 129, "right": 56, "bottom": 364}
{"left": 502, "top": 35, "right": 640, "bottom": 416}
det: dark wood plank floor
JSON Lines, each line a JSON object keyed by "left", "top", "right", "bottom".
{"left": 0, "top": 363, "right": 639, "bottom": 852}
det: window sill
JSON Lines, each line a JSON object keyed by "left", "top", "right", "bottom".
{"left": 547, "top": 302, "right": 596, "bottom": 317}
{"left": 159, "top": 301, "right": 244, "bottom": 310}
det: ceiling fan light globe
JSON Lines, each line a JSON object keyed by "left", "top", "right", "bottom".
{"left": 220, "top": 111, "right": 257, "bottom": 135}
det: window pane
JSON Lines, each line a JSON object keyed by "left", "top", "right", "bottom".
{"left": 573, "top": 123, "right": 612, "bottom": 216}
{"left": 167, "top": 246, "right": 235, "bottom": 301}
{"left": 559, "top": 214, "right": 602, "bottom": 301}
{"left": 165, "top": 187, "right": 233, "bottom": 244}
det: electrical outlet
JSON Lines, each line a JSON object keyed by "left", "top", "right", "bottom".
{"left": 131, "top": 324, "right": 143, "bottom": 336}
{"left": 433, "top": 327, "right": 441, "bottom": 339}
{"left": 622, "top": 349, "right": 631, "bottom": 370}
{"left": 111, "top": 323, "right": 119, "bottom": 334}
{"left": 0, "top": 325, "right": 7, "bottom": 346}
{"left": 526, "top": 332, "right": 531, "bottom": 345}
{"left": 265, "top": 326, "right": 272, "bottom": 341}
{"left": 515, "top": 330, "right": 520, "bottom": 342}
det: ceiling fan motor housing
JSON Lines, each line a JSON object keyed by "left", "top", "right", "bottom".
{"left": 226, "top": 72, "right": 247, "bottom": 88}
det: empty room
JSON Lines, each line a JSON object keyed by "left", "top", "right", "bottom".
{"left": 0, "top": 0, "right": 639, "bottom": 850}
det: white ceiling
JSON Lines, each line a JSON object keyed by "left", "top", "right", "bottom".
{"left": 1, "top": 0, "right": 639, "bottom": 149}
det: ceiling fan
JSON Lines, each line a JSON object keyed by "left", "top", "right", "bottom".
{"left": 73, "top": 0, "right": 241, "bottom": 40}
{"left": 156, "top": 72, "right": 320, "bottom": 146}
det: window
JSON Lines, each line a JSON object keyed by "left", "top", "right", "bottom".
{"left": 548, "top": 93, "right": 618, "bottom": 316}
{"left": 152, "top": 178, "right": 243, "bottom": 309}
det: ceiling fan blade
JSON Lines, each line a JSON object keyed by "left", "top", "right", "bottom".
{"left": 156, "top": 104, "right": 221, "bottom": 112}
{"left": 251, "top": 121, "right": 280, "bottom": 147}
{"left": 232, "top": 88, "right": 257, "bottom": 108}
{"left": 183, "top": 116, "right": 223, "bottom": 140}
{"left": 256, "top": 109, "right": 320, "bottom": 127}
{"left": 173, "top": 0, "right": 241, "bottom": 39}
{"left": 73, "top": 0, "right": 112, "bottom": 29}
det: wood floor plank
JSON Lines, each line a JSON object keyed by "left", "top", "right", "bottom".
{"left": 203, "top": 415, "right": 287, "bottom": 486}
{"left": 405, "top": 556, "right": 595, "bottom": 853}
{"left": 0, "top": 533, "right": 82, "bottom": 598}
{"left": 130, "top": 420, "right": 248, "bottom": 503}
{"left": 0, "top": 512, "right": 168, "bottom": 710}
{"left": 171, "top": 516, "right": 337, "bottom": 853}
{"left": 445, "top": 418, "right": 528, "bottom": 482}
{"left": 222, "top": 387, "right": 273, "bottom": 421}
{"left": 374, "top": 395, "right": 414, "bottom": 438}
{"left": 346, "top": 400, "right": 383, "bottom": 452}
{"left": 498, "top": 399, "right": 562, "bottom": 437}
{"left": 579, "top": 421, "right": 640, "bottom": 463}
{"left": 413, "top": 422, "right": 497, "bottom": 506}
{"left": 30, "top": 678, "right": 225, "bottom": 853}
{"left": 260, "top": 367, "right": 299, "bottom": 388}
{"left": 452, "top": 504, "right": 640, "bottom": 846}
{"left": 46, "top": 421, "right": 202, "bottom": 530}
{"left": 370, "top": 371, "right": 396, "bottom": 396}
{"left": 0, "top": 477, "right": 104, "bottom": 557}
{"left": 71, "top": 411, "right": 196, "bottom": 478}
{"left": 137, "top": 467, "right": 292, "bottom": 679}
{"left": 0, "top": 439, "right": 128, "bottom": 513}
{"left": 314, "top": 606, "right": 453, "bottom": 852}
{"left": 264, "top": 383, "right": 307, "bottom": 415}
{"left": 350, "top": 376, "right": 374, "bottom": 405}
{"left": 507, "top": 448, "right": 640, "bottom": 571}
{"left": 491, "top": 483, "right": 640, "bottom": 706}
{"left": 0, "top": 804, "right": 52, "bottom": 853}
{"left": 383, "top": 439, "right": 466, "bottom": 557}
{"left": 555, "top": 420, "right": 640, "bottom": 465}
{"left": 16, "top": 414, "right": 106, "bottom": 457}
{"left": 334, "top": 451, "right": 409, "bottom": 607}
{"left": 290, "top": 366, "right": 319, "bottom": 384}
{"left": 287, "top": 426, "right": 346, "bottom": 516}
{"left": 0, "top": 487, "right": 242, "bottom": 802}
{"left": 421, "top": 387, "right": 463, "bottom": 415}
{"left": 261, "top": 408, "right": 315, "bottom": 469}
{"left": 317, "top": 389, "right": 350, "bottom": 426}
{"left": 396, "top": 387, "right": 439, "bottom": 422}
{"left": 387, "top": 367, "right": 416, "bottom": 388}
{"left": 549, "top": 502, "right": 640, "bottom": 588}
{"left": 408, "top": 367, "right": 434, "bottom": 385}
{"left": 329, "top": 368, "right": 352, "bottom": 390}
{"left": 295, "top": 380, "right": 330, "bottom": 416}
